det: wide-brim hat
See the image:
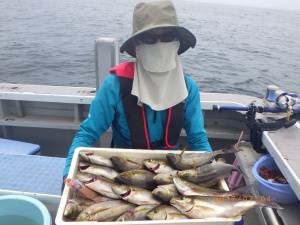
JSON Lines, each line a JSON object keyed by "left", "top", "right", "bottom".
{"left": 120, "top": 0, "right": 196, "bottom": 57}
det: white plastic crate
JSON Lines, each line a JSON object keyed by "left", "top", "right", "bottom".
{"left": 56, "top": 147, "right": 241, "bottom": 225}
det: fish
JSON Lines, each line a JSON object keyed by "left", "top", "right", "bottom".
{"left": 115, "top": 169, "right": 155, "bottom": 190}
{"left": 76, "top": 172, "right": 95, "bottom": 183}
{"left": 152, "top": 184, "right": 179, "bottom": 202}
{"left": 112, "top": 184, "right": 161, "bottom": 205}
{"left": 167, "top": 147, "right": 241, "bottom": 170}
{"left": 85, "top": 176, "right": 121, "bottom": 199}
{"left": 73, "top": 197, "right": 95, "bottom": 207}
{"left": 196, "top": 177, "right": 220, "bottom": 188}
{"left": 173, "top": 177, "right": 243, "bottom": 198}
{"left": 64, "top": 197, "right": 95, "bottom": 220}
{"left": 116, "top": 205, "right": 156, "bottom": 221}
{"left": 76, "top": 200, "right": 134, "bottom": 221}
{"left": 170, "top": 196, "right": 282, "bottom": 219}
{"left": 177, "top": 161, "right": 241, "bottom": 184}
{"left": 64, "top": 199, "right": 84, "bottom": 219}
{"left": 143, "top": 159, "right": 177, "bottom": 174}
{"left": 65, "top": 178, "right": 107, "bottom": 202}
{"left": 79, "top": 162, "right": 119, "bottom": 180}
{"left": 80, "top": 152, "right": 113, "bottom": 168}
{"left": 92, "top": 202, "right": 135, "bottom": 221}
{"left": 111, "top": 156, "right": 143, "bottom": 172}
{"left": 167, "top": 131, "right": 244, "bottom": 170}
{"left": 64, "top": 198, "right": 97, "bottom": 219}
{"left": 153, "top": 173, "right": 174, "bottom": 185}
{"left": 147, "top": 205, "right": 188, "bottom": 220}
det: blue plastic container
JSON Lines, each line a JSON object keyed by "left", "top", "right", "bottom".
{"left": 0, "top": 195, "right": 51, "bottom": 225}
{"left": 252, "top": 155, "right": 298, "bottom": 204}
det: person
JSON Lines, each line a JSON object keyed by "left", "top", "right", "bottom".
{"left": 63, "top": 0, "right": 212, "bottom": 179}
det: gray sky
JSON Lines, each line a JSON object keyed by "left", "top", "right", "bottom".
{"left": 190, "top": 0, "right": 300, "bottom": 11}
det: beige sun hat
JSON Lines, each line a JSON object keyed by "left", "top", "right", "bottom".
{"left": 120, "top": 0, "right": 196, "bottom": 57}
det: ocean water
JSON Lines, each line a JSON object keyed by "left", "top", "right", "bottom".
{"left": 0, "top": 0, "right": 299, "bottom": 97}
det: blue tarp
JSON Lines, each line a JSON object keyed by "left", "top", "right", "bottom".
{"left": 0, "top": 138, "right": 40, "bottom": 155}
{"left": 0, "top": 154, "right": 65, "bottom": 195}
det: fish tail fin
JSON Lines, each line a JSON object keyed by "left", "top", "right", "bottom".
{"left": 256, "top": 196, "right": 283, "bottom": 210}
{"left": 231, "top": 186, "right": 284, "bottom": 210}
{"left": 231, "top": 194, "right": 283, "bottom": 210}
{"left": 213, "top": 131, "right": 244, "bottom": 156}
{"left": 221, "top": 145, "right": 242, "bottom": 155}
{"left": 213, "top": 146, "right": 241, "bottom": 157}
{"left": 179, "top": 148, "right": 186, "bottom": 157}
{"left": 235, "top": 130, "right": 244, "bottom": 147}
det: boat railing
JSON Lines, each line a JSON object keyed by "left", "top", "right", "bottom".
{"left": 95, "top": 37, "right": 119, "bottom": 89}
{"left": 0, "top": 37, "right": 261, "bottom": 154}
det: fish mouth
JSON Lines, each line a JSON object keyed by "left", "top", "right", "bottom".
{"left": 79, "top": 163, "right": 90, "bottom": 170}
{"left": 151, "top": 164, "right": 160, "bottom": 172}
{"left": 84, "top": 177, "right": 96, "bottom": 184}
{"left": 120, "top": 189, "right": 131, "bottom": 199}
{"left": 85, "top": 152, "right": 93, "bottom": 156}
{"left": 185, "top": 204, "right": 195, "bottom": 213}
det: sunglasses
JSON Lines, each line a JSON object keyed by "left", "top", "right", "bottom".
{"left": 137, "top": 31, "right": 178, "bottom": 45}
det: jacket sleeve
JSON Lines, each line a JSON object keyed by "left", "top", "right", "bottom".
{"left": 63, "top": 75, "right": 118, "bottom": 177}
{"left": 183, "top": 76, "right": 212, "bottom": 152}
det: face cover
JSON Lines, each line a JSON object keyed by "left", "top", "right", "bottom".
{"left": 132, "top": 40, "right": 188, "bottom": 111}
{"left": 135, "top": 41, "right": 180, "bottom": 73}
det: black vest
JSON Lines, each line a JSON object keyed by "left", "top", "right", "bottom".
{"left": 118, "top": 77, "right": 184, "bottom": 149}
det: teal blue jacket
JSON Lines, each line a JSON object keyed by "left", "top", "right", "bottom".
{"left": 63, "top": 73, "right": 211, "bottom": 177}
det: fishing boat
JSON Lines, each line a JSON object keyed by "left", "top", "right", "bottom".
{"left": 0, "top": 38, "right": 299, "bottom": 225}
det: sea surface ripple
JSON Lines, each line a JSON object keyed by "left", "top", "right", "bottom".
{"left": 0, "top": 0, "right": 299, "bottom": 97}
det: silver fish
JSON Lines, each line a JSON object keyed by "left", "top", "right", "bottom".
{"left": 65, "top": 178, "right": 102, "bottom": 202}
{"left": 76, "top": 200, "right": 134, "bottom": 221}
{"left": 76, "top": 172, "right": 95, "bottom": 183}
{"left": 167, "top": 147, "right": 241, "bottom": 170}
{"left": 76, "top": 200, "right": 121, "bottom": 221}
{"left": 92, "top": 202, "right": 135, "bottom": 221}
{"left": 115, "top": 169, "right": 155, "bottom": 189}
{"left": 80, "top": 152, "right": 113, "bottom": 168}
{"left": 64, "top": 197, "right": 96, "bottom": 216}
{"left": 167, "top": 131, "right": 244, "bottom": 170}
{"left": 177, "top": 161, "right": 241, "bottom": 184}
{"left": 85, "top": 176, "right": 120, "bottom": 199}
{"left": 112, "top": 184, "right": 161, "bottom": 205}
{"left": 153, "top": 173, "right": 174, "bottom": 185}
{"left": 79, "top": 162, "right": 119, "bottom": 180}
{"left": 152, "top": 184, "right": 179, "bottom": 202}
{"left": 73, "top": 197, "right": 95, "bottom": 207}
{"left": 196, "top": 177, "right": 220, "bottom": 188}
{"left": 147, "top": 205, "right": 188, "bottom": 220}
{"left": 143, "top": 159, "right": 177, "bottom": 174}
{"left": 173, "top": 177, "right": 241, "bottom": 198}
{"left": 111, "top": 156, "right": 143, "bottom": 172}
{"left": 64, "top": 199, "right": 84, "bottom": 219}
{"left": 171, "top": 196, "right": 282, "bottom": 219}
{"left": 116, "top": 205, "right": 156, "bottom": 221}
